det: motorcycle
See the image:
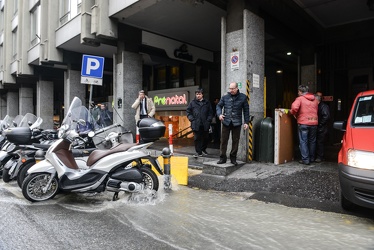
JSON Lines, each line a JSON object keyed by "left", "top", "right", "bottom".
{"left": 22, "top": 97, "right": 165, "bottom": 202}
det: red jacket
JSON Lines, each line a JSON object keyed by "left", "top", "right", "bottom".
{"left": 290, "top": 93, "right": 318, "bottom": 125}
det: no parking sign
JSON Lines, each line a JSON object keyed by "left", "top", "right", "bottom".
{"left": 230, "top": 51, "right": 239, "bottom": 71}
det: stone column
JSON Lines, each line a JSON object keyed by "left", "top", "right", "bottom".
{"left": 114, "top": 48, "right": 142, "bottom": 139}
{"left": 6, "top": 92, "right": 19, "bottom": 117}
{"left": 64, "top": 69, "right": 86, "bottom": 113}
{"left": 222, "top": 4, "right": 265, "bottom": 162}
{"left": 19, "top": 87, "right": 34, "bottom": 115}
{"left": 0, "top": 94, "right": 7, "bottom": 118}
{"left": 36, "top": 80, "right": 54, "bottom": 129}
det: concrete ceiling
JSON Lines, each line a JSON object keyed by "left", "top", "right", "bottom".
{"left": 59, "top": 0, "right": 374, "bottom": 65}
{"left": 112, "top": 0, "right": 374, "bottom": 52}
{"left": 294, "top": 0, "right": 374, "bottom": 28}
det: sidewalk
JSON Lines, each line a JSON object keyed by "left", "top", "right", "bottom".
{"left": 149, "top": 138, "right": 343, "bottom": 212}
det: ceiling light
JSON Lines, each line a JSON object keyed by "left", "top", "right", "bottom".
{"left": 276, "top": 70, "right": 283, "bottom": 74}
{"left": 286, "top": 52, "right": 292, "bottom": 56}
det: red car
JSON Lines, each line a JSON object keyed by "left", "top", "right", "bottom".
{"left": 334, "top": 90, "right": 374, "bottom": 210}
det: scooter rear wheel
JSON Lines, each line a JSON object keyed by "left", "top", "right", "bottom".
{"left": 22, "top": 173, "right": 59, "bottom": 202}
{"left": 2, "top": 167, "right": 11, "bottom": 182}
{"left": 141, "top": 167, "right": 159, "bottom": 191}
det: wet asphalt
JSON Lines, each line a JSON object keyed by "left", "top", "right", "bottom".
{"left": 149, "top": 138, "right": 371, "bottom": 215}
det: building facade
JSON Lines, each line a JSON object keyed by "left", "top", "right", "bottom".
{"left": 0, "top": 0, "right": 373, "bottom": 161}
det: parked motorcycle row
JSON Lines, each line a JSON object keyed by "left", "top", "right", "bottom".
{"left": 0, "top": 97, "right": 166, "bottom": 202}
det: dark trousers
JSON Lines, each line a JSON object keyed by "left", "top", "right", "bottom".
{"left": 193, "top": 128, "right": 209, "bottom": 154}
{"left": 298, "top": 124, "right": 317, "bottom": 164}
{"left": 219, "top": 123, "right": 241, "bottom": 159}
{"left": 316, "top": 125, "right": 328, "bottom": 160}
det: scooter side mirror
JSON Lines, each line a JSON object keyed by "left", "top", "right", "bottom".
{"left": 78, "top": 119, "right": 86, "bottom": 126}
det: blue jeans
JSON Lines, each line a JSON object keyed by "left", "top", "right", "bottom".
{"left": 298, "top": 124, "right": 317, "bottom": 164}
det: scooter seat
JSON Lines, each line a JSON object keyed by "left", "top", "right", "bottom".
{"left": 86, "top": 143, "right": 138, "bottom": 167}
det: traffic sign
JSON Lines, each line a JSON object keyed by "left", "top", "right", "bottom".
{"left": 81, "top": 55, "right": 104, "bottom": 86}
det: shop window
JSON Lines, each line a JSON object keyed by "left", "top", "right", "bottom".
{"left": 170, "top": 66, "right": 179, "bottom": 88}
{"left": 183, "top": 63, "right": 195, "bottom": 86}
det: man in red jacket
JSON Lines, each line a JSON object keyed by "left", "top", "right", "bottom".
{"left": 290, "top": 85, "right": 318, "bottom": 165}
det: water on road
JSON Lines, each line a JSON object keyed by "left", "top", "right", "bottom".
{"left": 1, "top": 179, "right": 374, "bottom": 250}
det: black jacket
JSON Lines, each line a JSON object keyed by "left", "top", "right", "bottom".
{"left": 186, "top": 98, "right": 213, "bottom": 131}
{"left": 318, "top": 101, "right": 330, "bottom": 127}
{"left": 216, "top": 91, "right": 250, "bottom": 127}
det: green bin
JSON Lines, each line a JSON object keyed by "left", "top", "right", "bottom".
{"left": 254, "top": 117, "right": 274, "bottom": 162}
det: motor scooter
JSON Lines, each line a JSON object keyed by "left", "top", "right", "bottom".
{"left": 0, "top": 114, "right": 28, "bottom": 177}
{"left": 16, "top": 123, "right": 130, "bottom": 188}
{"left": 22, "top": 97, "right": 165, "bottom": 202}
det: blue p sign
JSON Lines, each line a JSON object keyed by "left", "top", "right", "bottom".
{"left": 81, "top": 55, "right": 104, "bottom": 79}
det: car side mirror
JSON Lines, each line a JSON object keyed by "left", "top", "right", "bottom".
{"left": 333, "top": 121, "right": 346, "bottom": 132}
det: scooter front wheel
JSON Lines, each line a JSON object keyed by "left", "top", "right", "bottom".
{"left": 22, "top": 173, "right": 59, "bottom": 202}
{"left": 141, "top": 167, "right": 159, "bottom": 191}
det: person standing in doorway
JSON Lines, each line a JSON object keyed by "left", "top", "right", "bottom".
{"left": 315, "top": 91, "right": 330, "bottom": 163}
{"left": 216, "top": 82, "right": 250, "bottom": 166}
{"left": 98, "top": 103, "right": 113, "bottom": 127}
{"left": 186, "top": 88, "right": 214, "bottom": 158}
{"left": 131, "top": 90, "right": 156, "bottom": 124}
{"left": 290, "top": 85, "right": 319, "bottom": 165}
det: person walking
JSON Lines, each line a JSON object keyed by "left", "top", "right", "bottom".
{"left": 216, "top": 82, "right": 250, "bottom": 166}
{"left": 315, "top": 92, "right": 330, "bottom": 163}
{"left": 186, "top": 88, "right": 214, "bottom": 158}
{"left": 290, "top": 85, "right": 319, "bottom": 165}
{"left": 131, "top": 90, "right": 156, "bottom": 124}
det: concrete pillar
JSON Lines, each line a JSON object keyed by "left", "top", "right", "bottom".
{"left": 64, "top": 69, "right": 86, "bottom": 113}
{"left": 36, "top": 80, "right": 54, "bottom": 129}
{"left": 19, "top": 87, "right": 34, "bottom": 115}
{"left": 0, "top": 95, "right": 7, "bottom": 118}
{"left": 113, "top": 48, "right": 142, "bottom": 140}
{"left": 222, "top": 4, "right": 265, "bottom": 162}
{"left": 6, "top": 92, "right": 19, "bottom": 117}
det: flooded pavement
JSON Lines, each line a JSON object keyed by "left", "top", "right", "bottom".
{"left": 1, "top": 179, "right": 374, "bottom": 250}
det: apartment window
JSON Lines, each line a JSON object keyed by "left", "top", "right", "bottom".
{"left": 0, "top": 45, "right": 3, "bottom": 71}
{"left": 30, "top": 4, "right": 41, "bottom": 46}
{"left": 77, "top": 0, "right": 82, "bottom": 14}
{"left": 13, "top": 0, "right": 18, "bottom": 15}
{"left": 59, "top": 0, "right": 81, "bottom": 25}
{"left": 59, "top": 0, "right": 70, "bottom": 25}
{"left": 12, "top": 29, "right": 17, "bottom": 59}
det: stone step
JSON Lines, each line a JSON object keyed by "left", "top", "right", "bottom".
{"left": 202, "top": 160, "right": 245, "bottom": 176}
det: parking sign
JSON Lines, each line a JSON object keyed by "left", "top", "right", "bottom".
{"left": 81, "top": 55, "right": 105, "bottom": 85}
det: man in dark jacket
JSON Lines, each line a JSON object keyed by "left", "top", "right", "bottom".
{"left": 186, "top": 88, "right": 214, "bottom": 157}
{"left": 315, "top": 92, "right": 330, "bottom": 162}
{"left": 216, "top": 82, "right": 250, "bottom": 165}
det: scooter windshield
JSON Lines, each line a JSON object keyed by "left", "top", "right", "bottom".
{"left": 61, "top": 97, "right": 99, "bottom": 133}
{"left": 18, "top": 113, "right": 38, "bottom": 127}
{"left": 0, "top": 115, "right": 14, "bottom": 131}
{"left": 12, "top": 115, "right": 24, "bottom": 127}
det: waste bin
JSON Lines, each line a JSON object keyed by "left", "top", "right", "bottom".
{"left": 254, "top": 117, "right": 274, "bottom": 162}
